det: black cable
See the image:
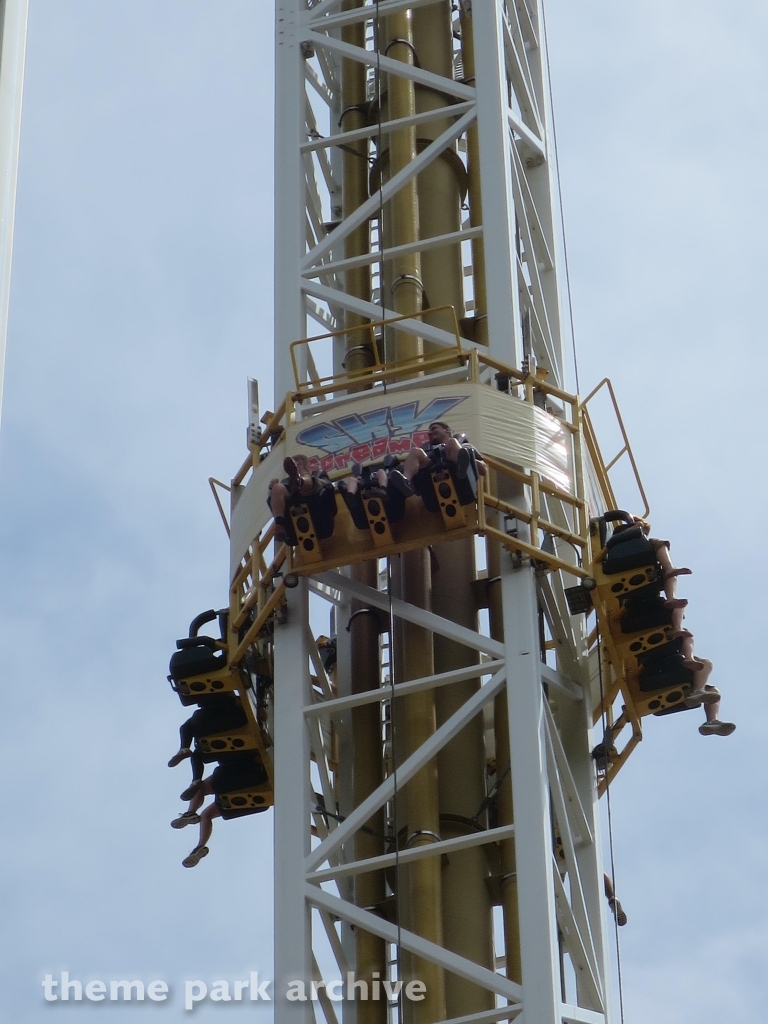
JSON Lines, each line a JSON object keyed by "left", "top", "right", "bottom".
{"left": 540, "top": 3, "right": 580, "bottom": 395}
{"left": 596, "top": 634, "right": 626, "bottom": 1024}
{"left": 470, "top": 758, "right": 511, "bottom": 828}
{"left": 374, "top": 0, "right": 389, "bottom": 395}
{"left": 374, "top": 12, "right": 402, "bottom": 1014}
{"left": 387, "top": 555, "right": 404, "bottom": 1021}
{"left": 312, "top": 803, "right": 389, "bottom": 842}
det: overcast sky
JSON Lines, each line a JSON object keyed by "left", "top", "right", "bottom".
{"left": 0, "top": 2, "right": 765, "bottom": 1022}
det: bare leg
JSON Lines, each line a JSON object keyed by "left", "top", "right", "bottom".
{"left": 182, "top": 776, "right": 213, "bottom": 811}
{"left": 182, "top": 803, "right": 222, "bottom": 867}
{"left": 678, "top": 630, "right": 695, "bottom": 661}
{"left": 704, "top": 693, "right": 720, "bottom": 723}
{"left": 285, "top": 455, "right": 320, "bottom": 496}
{"left": 652, "top": 539, "right": 691, "bottom": 602}
{"left": 402, "top": 447, "right": 431, "bottom": 482}
{"left": 198, "top": 802, "right": 221, "bottom": 848}
{"left": 443, "top": 436, "right": 462, "bottom": 463}
{"left": 297, "top": 475, "right": 317, "bottom": 495}
{"left": 187, "top": 778, "right": 212, "bottom": 813}
{"left": 603, "top": 873, "right": 627, "bottom": 926}
{"left": 666, "top": 598, "right": 688, "bottom": 634}
{"left": 389, "top": 447, "right": 431, "bottom": 496}
{"left": 269, "top": 480, "right": 289, "bottom": 520}
{"left": 699, "top": 691, "right": 736, "bottom": 736}
{"left": 171, "top": 777, "right": 213, "bottom": 829}
{"left": 683, "top": 656, "right": 718, "bottom": 706}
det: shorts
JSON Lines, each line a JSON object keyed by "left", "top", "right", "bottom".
{"left": 189, "top": 701, "right": 247, "bottom": 738}
{"left": 211, "top": 755, "right": 268, "bottom": 796}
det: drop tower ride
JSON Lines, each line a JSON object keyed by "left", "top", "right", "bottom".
{"left": 225, "top": 3, "right": 654, "bottom": 1024}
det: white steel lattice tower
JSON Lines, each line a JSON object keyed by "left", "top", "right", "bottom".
{"left": 258, "top": 3, "right": 616, "bottom": 1024}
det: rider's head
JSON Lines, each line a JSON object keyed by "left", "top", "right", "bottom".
{"left": 428, "top": 421, "right": 452, "bottom": 444}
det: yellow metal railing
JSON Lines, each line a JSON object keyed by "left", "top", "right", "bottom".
{"left": 289, "top": 305, "right": 466, "bottom": 401}
{"left": 580, "top": 377, "right": 649, "bottom": 520}
{"left": 225, "top": 311, "right": 648, "bottom": 713}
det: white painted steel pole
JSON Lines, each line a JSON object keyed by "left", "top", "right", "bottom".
{"left": 501, "top": 564, "right": 563, "bottom": 1024}
{"left": 471, "top": 0, "right": 522, "bottom": 367}
{"left": 274, "top": 0, "right": 307, "bottom": 402}
{"left": 0, "top": 0, "right": 29, "bottom": 420}
{"left": 273, "top": 580, "right": 313, "bottom": 1024}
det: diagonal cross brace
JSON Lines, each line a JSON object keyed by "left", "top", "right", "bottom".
{"left": 316, "top": 570, "right": 506, "bottom": 659}
{"left": 305, "top": 667, "right": 506, "bottom": 872}
{"left": 305, "top": 660, "right": 504, "bottom": 718}
{"left": 302, "top": 281, "right": 466, "bottom": 351}
{"left": 305, "top": 884, "right": 523, "bottom": 1004}
{"left": 301, "top": 107, "right": 476, "bottom": 270}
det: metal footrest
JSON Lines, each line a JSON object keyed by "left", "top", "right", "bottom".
{"left": 218, "top": 783, "right": 274, "bottom": 818}
{"left": 171, "top": 666, "right": 239, "bottom": 706}
{"left": 594, "top": 562, "right": 661, "bottom": 602}
{"left": 628, "top": 675, "right": 692, "bottom": 716}
{"left": 197, "top": 725, "right": 259, "bottom": 759}
{"left": 613, "top": 623, "right": 675, "bottom": 661}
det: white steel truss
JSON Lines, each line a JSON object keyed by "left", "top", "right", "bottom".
{"left": 274, "top": 0, "right": 570, "bottom": 397}
{"left": 271, "top": 3, "right": 613, "bottom": 1024}
{"left": 272, "top": 557, "right": 612, "bottom": 1024}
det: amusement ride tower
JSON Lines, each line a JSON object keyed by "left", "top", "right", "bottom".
{"left": 208, "top": 2, "right": 690, "bottom": 1024}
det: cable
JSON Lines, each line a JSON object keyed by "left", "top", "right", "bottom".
{"left": 595, "top": 633, "right": 626, "bottom": 1024}
{"left": 374, "top": 0, "right": 390, "bottom": 397}
{"left": 470, "top": 758, "right": 511, "bottom": 828}
{"left": 387, "top": 554, "right": 404, "bottom": 1023}
{"left": 374, "top": 13, "right": 402, "bottom": 1017}
{"left": 540, "top": 3, "right": 580, "bottom": 395}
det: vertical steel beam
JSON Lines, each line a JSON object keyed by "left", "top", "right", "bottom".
{"left": 521, "top": 0, "right": 567, "bottom": 387}
{"left": 0, "top": 0, "right": 28, "bottom": 419}
{"left": 274, "top": 581, "right": 313, "bottom": 1024}
{"left": 274, "top": 0, "right": 308, "bottom": 400}
{"left": 501, "top": 565, "right": 562, "bottom": 1024}
{"left": 470, "top": 0, "right": 522, "bottom": 367}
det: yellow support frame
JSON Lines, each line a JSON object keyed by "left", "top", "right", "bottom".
{"left": 221, "top": 308, "right": 655, "bottom": 788}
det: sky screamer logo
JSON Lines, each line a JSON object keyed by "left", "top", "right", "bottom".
{"left": 295, "top": 396, "right": 467, "bottom": 472}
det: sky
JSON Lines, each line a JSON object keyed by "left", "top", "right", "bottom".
{"left": 0, "top": 1, "right": 766, "bottom": 1022}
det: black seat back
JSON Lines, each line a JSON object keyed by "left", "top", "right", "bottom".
{"left": 168, "top": 642, "right": 225, "bottom": 682}
{"left": 168, "top": 608, "right": 228, "bottom": 682}
{"left": 602, "top": 524, "right": 657, "bottom": 575}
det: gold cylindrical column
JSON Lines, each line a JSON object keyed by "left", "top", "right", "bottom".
{"left": 385, "top": 11, "right": 423, "bottom": 353}
{"left": 412, "top": 1, "right": 465, "bottom": 344}
{"left": 391, "top": 552, "right": 445, "bottom": 1024}
{"left": 432, "top": 539, "right": 495, "bottom": 1017}
{"left": 411, "top": 5, "right": 494, "bottom": 1016}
